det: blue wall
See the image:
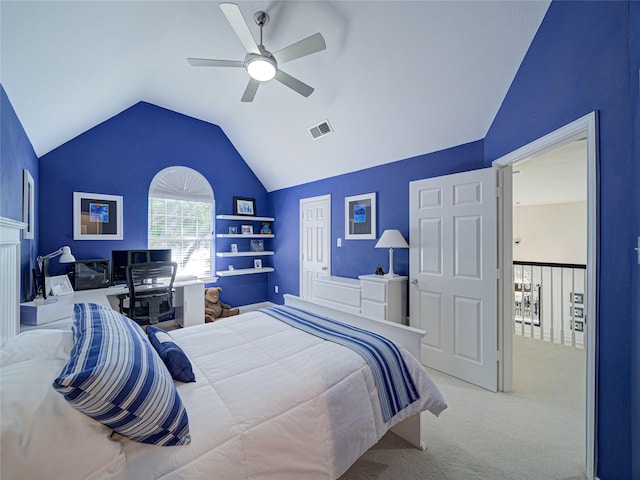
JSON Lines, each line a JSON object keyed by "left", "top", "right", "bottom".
{"left": 484, "top": 2, "right": 637, "bottom": 478}
{"left": 37, "top": 102, "right": 270, "bottom": 307}
{"left": 0, "top": 85, "right": 39, "bottom": 299}
{"left": 630, "top": 2, "right": 640, "bottom": 479}
{"left": 268, "top": 141, "right": 484, "bottom": 304}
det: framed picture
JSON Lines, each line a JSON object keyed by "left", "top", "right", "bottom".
{"left": 254, "top": 259, "right": 262, "bottom": 269}
{"left": 233, "top": 196, "right": 256, "bottom": 216}
{"left": 241, "top": 225, "right": 253, "bottom": 235}
{"left": 229, "top": 226, "right": 238, "bottom": 235}
{"left": 230, "top": 244, "right": 238, "bottom": 253}
{"left": 22, "top": 169, "right": 35, "bottom": 239}
{"left": 46, "top": 274, "right": 74, "bottom": 297}
{"left": 73, "top": 192, "right": 123, "bottom": 240}
{"left": 573, "top": 306, "right": 584, "bottom": 318}
{"left": 345, "top": 192, "right": 376, "bottom": 240}
{"left": 250, "top": 239, "right": 264, "bottom": 251}
{"left": 571, "top": 292, "right": 584, "bottom": 304}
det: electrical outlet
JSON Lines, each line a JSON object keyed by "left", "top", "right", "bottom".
{"left": 275, "top": 285, "right": 279, "bottom": 294}
{"left": 337, "top": 238, "right": 342, "bottom": 247}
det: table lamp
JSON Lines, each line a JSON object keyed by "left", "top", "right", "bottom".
{"left": 33, "top": 246, "right": 76, "bottom": 299}
{"left": 374, "top": 229, "right": 409, "bottom": 277}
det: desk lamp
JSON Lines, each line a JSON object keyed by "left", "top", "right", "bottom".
{"left": 34, "top": 246, "right": 76, "bottom": 299}
{"left": 374, "top": 230, "right": 409, "bottom": 277}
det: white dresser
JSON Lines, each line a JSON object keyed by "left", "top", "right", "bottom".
{"left": 358, "top": 274, "right": 408, "bottom": 324}
{"left": 310, "top": 274, "right": 408, "bottom": 324}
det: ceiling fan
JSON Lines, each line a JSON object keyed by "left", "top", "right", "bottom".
{"left": 188, "top": 3, "right": 326, "bottom": 102}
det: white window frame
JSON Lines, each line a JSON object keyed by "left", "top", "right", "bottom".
{"left": 148, "top": 166, "right": 215, "bottom": 281}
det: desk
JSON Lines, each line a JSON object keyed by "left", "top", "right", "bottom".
{"left": 20, "top": 280, "right": 205, "bottom": 331}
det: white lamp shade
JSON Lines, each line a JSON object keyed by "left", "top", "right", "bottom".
{"left": 59, "top": 246, "right": 76, "bottom": 264}
{"left": 375, "top": 229, "right": 409, "bottom": 249}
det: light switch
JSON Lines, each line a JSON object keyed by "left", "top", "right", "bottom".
{"left": 337, "top": 238, "right": 342, "bottom": 247}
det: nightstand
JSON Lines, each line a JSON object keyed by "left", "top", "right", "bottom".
{"left": 358, "top": 274, "right": 408, "bottom": 324}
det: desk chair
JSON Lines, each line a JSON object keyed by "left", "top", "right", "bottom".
{"left": 118, "top": 261, "right": 177, "bottom": 325}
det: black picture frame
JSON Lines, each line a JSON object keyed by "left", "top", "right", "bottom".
{"left": 233, "top": 196, "right": 256, "bottom": 216}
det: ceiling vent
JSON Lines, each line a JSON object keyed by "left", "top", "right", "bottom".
{"left": 309, "top": 120, "right": 333, "bottom": 140}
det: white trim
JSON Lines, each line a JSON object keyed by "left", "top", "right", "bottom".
{"left": 492, "top": 111, "right": 598, "bottom": 480}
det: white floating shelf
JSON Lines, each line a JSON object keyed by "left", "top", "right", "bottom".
{"left": 216, "top": 215, "right": 275, "bottom": 222}
{"left": 216, "top": 251, "right": 275, "bottom": 257}
{"left": 216, "top": 234, "right": 274, "bottom": 239}
{"left": 216, "top": 267, "right": 274, "bottom": 277}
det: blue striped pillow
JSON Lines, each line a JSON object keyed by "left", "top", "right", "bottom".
{"left": 53, "top": 303, "right": 191, "bottom": 446}
{"left": 146, "top": 326, "right": 195, "bottom": 383}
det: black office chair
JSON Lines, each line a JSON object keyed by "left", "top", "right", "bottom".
{"left": 118, "top": 261, "right": 177, "bottom": 325}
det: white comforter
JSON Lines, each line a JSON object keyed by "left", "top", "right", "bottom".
{"left": 116, "top": 311, "right": 446, "bottom": 480}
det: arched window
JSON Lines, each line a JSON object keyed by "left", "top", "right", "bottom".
{"left": 148, "top": 166, "right": 214, "bottom": 279}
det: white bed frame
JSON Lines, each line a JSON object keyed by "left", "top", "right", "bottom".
{"left": 283, "top": 294, "right": 427, "bottom": 449}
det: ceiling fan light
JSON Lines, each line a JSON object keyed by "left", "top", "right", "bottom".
{"left": 247, "top": 57, "right": 277, "bottom": 81}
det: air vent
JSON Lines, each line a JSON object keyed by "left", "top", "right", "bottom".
{"left": 309, "top": 120, "right": 333, "bottom": 139}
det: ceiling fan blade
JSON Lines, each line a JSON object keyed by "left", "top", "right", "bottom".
{"left": 273, "top": 33, "right": 326, "bottom": 64}
{"left": 220, "top": 3, "right": 260, "bottom": 55}
{"left": 274, "top": 70, "right": 314, "bottom": 97}
{"left": 241, "top": 78, "right": 260, "bottom": 102}
{"left": 187, "top": 58, "right": 244, "bottom": 67}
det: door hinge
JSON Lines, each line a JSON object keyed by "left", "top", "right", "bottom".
{"left": 496, "top": 269, "right": 502, "bottom": 280}
{"left": 495, "top": 186, "right": 502, "bottom": 198}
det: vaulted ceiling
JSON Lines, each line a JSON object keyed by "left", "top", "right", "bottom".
{"left": 1, "top": 0, "right": 551, "bottom": 192}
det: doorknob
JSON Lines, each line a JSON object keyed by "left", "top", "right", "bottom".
{"left": 321, "top": 266, "right": 328, "bottom": 270}
{"left": 411, "top": 278, "right": 419, "bottom": 285}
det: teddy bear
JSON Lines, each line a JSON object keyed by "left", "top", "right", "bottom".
{"left": 204, "top": 287, "right": 239, "bottom": 322}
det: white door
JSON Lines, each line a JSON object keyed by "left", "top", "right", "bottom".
{"left": 409, "top": 168, "right": 498, "bottom": 391}
{"left": 299, "top": 195, "right": 331, "bottom": 299}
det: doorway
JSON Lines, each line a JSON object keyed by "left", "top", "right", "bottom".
{"left": 494, "top": 112, "right": 598, "bottom": 479}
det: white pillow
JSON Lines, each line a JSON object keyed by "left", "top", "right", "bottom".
{"left": 0, "top": 356, "right": 126, "bottom": 480}
{"left": 0, "top": 329, "right": 74, "bottom": 367}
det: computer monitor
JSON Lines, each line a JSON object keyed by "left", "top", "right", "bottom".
{"left": 111, "top": 249, "right": 172, "bottom": 285}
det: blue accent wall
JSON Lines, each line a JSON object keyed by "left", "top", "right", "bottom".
{"left": 630, "top": 2, "right": 640, "bottom": 479}
{"left": 38, "top": 102, "right": 270, "bottom": 307}
{"left": 1, "top": 85, "right": 39, "bottom": 299}
{"left": 484, "top": 2, "right": 637, "bottom": 478}
{"left": 268, "top": 141, "right": 484, "bottom": 304}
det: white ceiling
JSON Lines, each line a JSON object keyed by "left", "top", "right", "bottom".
{"left": 513, "top": 138, "right": 587, "bottom": 206}
{"left": 1, "top": 0, "right": 551, "bottom": 192}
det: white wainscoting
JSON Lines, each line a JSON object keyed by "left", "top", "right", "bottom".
{"left": 0, "top": 217, "right": 26, "bottom": 346}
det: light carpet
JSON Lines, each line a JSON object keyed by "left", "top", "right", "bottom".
{"left": 340, "top": 335, "right": 586, "bottom": 480}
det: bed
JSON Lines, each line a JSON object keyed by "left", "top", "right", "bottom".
{"left": 0, "top": 295, "right": 446, "bottom": 480}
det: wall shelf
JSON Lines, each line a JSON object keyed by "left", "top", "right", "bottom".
{"left": 216, "top": 214, "right": 275, "bottom": 275}
{"left": 216, "top": 251, "right": 275, "bottom": 257}
{"left": 216, "top": 214, "right": 275, "bottom": 222}
{"left": 216, "top": 233, "right": 274, "bottom": 239}
{"left": 216, "top": 267, "right": 274, "bottom": 277}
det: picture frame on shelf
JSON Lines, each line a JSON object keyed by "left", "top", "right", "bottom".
{"left": 233, "top": 196, "right": 256, "bottom": 216}
{"left": 73, "top": 192, "right": 123, "bottom": 240}
{"left": 345, "top": 192, "right": 376, "bottom": 240}
{"left": 46, "top": 275, "right": 74, "bottom": 297}
{"left": 241, "top": 225, "right": 253, "bottom": 235}
{"left": 229, "top": 226, "right": 238, "bottom": 234}
{"left": 250, "top": 239, "right": 264, "bottom": 251}
{"left": 22, "top": 169, "right": 35, "bottom": 239}
{"left": 228, "top": 265, "right": 235, "bottom": 271}
{"left": 254, "top": 259, "right": 262, "bottom": 269}
{"left": 230, "top": 244, "right": 238, "bottom": 253}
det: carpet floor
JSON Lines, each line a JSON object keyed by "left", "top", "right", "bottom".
{"left": 340, "top": 335, "right": 586, "bottom": 480}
